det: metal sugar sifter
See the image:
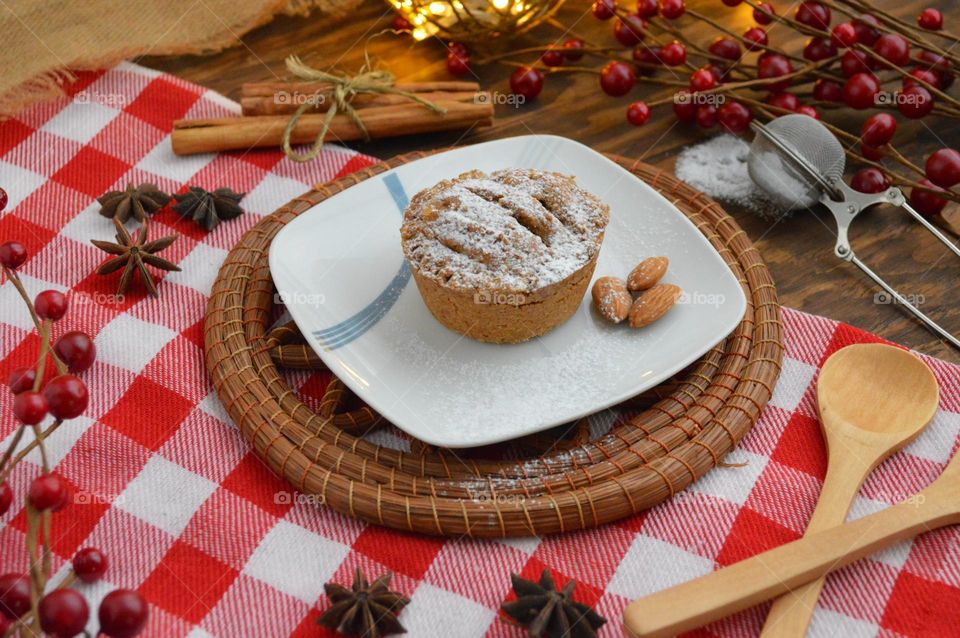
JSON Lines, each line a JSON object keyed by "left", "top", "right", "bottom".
{"left": 747, "top": 113, "right": 960, "bottom": 349}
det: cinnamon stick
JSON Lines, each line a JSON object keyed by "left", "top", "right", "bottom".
{"left": 241, "top": 80, "right": 480, "bottom": 98}
{"left": 241, "top": 90, "right": 481, "bottom": 116}
{"left": 171, "top": 99, "right": 494, "bottom": 155}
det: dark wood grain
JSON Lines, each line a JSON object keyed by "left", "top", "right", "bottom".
{"left": 141, "top": 0, "right": 960, "bottom": 363}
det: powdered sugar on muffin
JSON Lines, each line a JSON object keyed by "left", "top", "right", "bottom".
{"left": 401, "top": 169, "right": 609, "bottom": 293}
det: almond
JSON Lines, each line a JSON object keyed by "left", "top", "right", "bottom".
{"left": 591, "top": 276, "right": 632, "bottom": 324}
{"left": 627, "top": 256, "right": 669, "bottom": 292}
{"left": 628, "top": 284, "right": 682, "bottom": 328}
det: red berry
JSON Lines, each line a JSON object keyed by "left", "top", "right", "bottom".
{"left": 35, "top": 290, "right": 68, "bottom": 321}
{"left": 851, "top": 168, "right": 890, "bottom": 193}
{"left": 54, "top": 331, "right": 97, "bottom": 373}
{"left": 796, "top": 105, "right": 819, "bottom": 119}
{"left": 541, "top": 49, "right": 564, "bottom": 67}
{"left": 509, "top": 67, "right": 543, "bottom": 100}
{"left": 705, "top": 64, "right": 725, "bottom": 85}
{"left": 0, "top": 242, "right": 26, "bottom": 270}
{"left": 636, "top": 0, "right": 658, "bottom": 18}
{"left": 918, "top": 8, "right": 943, "bottom": 31}
{"left": 861, "top": 142, "right": 885, "bottom": 161}
{"left": 925, "top": 148, "right": 960, "bottom": 187}
{"left": 592, "top": 0, "right": 616, "bottom": 20}
{"left": 721, "top": 0, "right": 741, "bottom": 6}
{"left": 898, "top": 85, "right": 934, "bottom": 119}
{"left": 448, "top": 41, "right": 468, "bottom": 57}
{"left": 873, "top": 34, "right": 910, "bottom": 68}
{"left": 626, "top": 101, "right": 651, "bottom": 126}
{"left": 43, "top": 374, "right": 89, "bottom": 420}
{"left": 795, "top": 2, "right": 830, "bottom": 30}
{"left": 614, "top": 14, "right": 647, "bottom": 46}
{"left": 390, "top": 15, "right": 411, "bottom": 31}
{"left": 905, "top": 69, "right": 940, "bottom": 90}
{"left": 0, "top": 574, "right": 30, "bottom": 619}
{"left": 803, "top": 37, "right": 836, "bottom": 62}
{"left": 767, "top": 92, "right": 799, "bottom": 112}
{"left": 13, "top": 391, "right": 48, "bottom": 425}
{"left": 853, "top": 14, "right": 881, "bottom": 46}
{"left": 673, "top": 90, "right": 696, "bottom": 122}
{"left": 918, "top": 51, "right": 953, "bottom": 89}
{"left": 718, "top": 101, "right": 752, "bottom": 134}
{"left": 98, "top": 590, "right": 148, "bottom": 638}
{"left": 0, "top": 483, "right": 11, "bottom": 516}
{"left": 910, "top": 179, "right": 947, "bottom": 217}
{"left": 843, "top": 73, "right": 880, "bottom": 109}
{"left": 918, "top": 50, "right": 950, "bottom": 71}
{"left": 861, "top": 113, "right": 897, "bottom": 147}
{"left": 39, "top": 589, "right": 89, "bottom": 638}
{"left": 445, "top": 52, "right": 470, "bottom": 77}
{"left": 8, "top": 366, "right": 36, "bottom": 394}
{"left": 690, "top": 67, "right": 717, "bottom": 92}
{"left": 659, "top": 41, "right": 687, "bottom": 66}
{"left": 753, "top": 2, "right": 775, "bottom": 25}
{"left": 758, "top": 54, "right": 794, "bottom": 91}
{"left": 28, "top": 473, "right": 69, "bottom": 512}
{"left": 658, "top": 0, "right": 684, "bottom": 20}
{"left": 831, "top": 22, "right": 858, "bottom": 48}
{"left": 841, "top": 50, "right": 874, "bottom": 77}
{"left": 0, "top": 188, "right": 6, "bottom": 213}
{"left": 695, "top": 105, "right": 717, "bottom": 129}
{"left": 562, "top": 39, "right": 585, "bottom": 61}
{"left": 743, "top": 27, "right": 768, "bottom": 52}
{"left": 813, "top": 79, "right": 843, "bottom": 102}
{"left": 708, "top": 37, "right": 740, "bottom": 62}
{"left": 633, "top": 45, "right": 662, "bottom": 71}
{"left": 599, "top": 61, "right": 636, "bottom": 96}
{"left": 73, "top": 547, "right": 108, "bottom": 583}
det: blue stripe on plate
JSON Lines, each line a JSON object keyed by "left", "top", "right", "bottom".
{"left": 312, "top": 173, "right": 411, "bottom": 350}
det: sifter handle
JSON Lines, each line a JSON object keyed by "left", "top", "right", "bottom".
{"left": 848, "top": 252, "right": 960, "bottom": 350}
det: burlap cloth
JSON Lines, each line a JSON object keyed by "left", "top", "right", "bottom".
{"left": 0, "top": 0, "right": 357, "bottom": 117}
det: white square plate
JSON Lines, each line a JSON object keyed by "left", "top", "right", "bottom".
{"left": 269, "top": 135, "right": 746, "bottom": 448}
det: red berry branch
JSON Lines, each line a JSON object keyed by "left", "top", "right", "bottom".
{"left": 0, "top": 192, "right": 149, "bottom": 637}
{"left": 393, "top": 0, "right": 960, "bottom": 229}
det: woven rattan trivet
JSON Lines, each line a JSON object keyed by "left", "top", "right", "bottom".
{"left": 204, "top": 151, "right": 783, "bottom": 538}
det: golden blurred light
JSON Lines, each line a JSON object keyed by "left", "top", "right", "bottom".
{"left": 388, "top": 0, "right": 564, "bottom": 43}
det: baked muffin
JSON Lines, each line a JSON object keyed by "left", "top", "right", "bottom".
{"left": 400, "top": 168, "right": 609, "bottom": 343}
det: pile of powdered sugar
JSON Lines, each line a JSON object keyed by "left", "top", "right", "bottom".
{"left": 674, "top": 134, "right": 778, "bottom": 216}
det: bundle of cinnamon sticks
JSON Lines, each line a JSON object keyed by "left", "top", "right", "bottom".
{"left": 171, "top": 80, "right": 494, "bottom": 156}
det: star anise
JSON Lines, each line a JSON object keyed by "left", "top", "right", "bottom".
{"left": 318, "top": 568, "right": 409, "bottom": 637}
{"left": 97, "top": 183, "right": 171, "bottom": 223}
{"left": 501, "top": 570, "right": 606, "bottom": 638}
{"left": 91, "top": 219, "right": 180, "bottom": 297}
{"left": 172, "top": 186, "right": 245, "bottom": 231}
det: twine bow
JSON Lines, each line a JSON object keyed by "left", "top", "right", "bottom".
{"left": 281, "top": 55, "right": 448, "bottom": 163}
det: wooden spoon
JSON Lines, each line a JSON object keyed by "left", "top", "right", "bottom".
{"left": 759, "top": 344, "right": 938, "bottom": 637}
{"left": 623, "top": 344, "right": 943, "bottom": 638}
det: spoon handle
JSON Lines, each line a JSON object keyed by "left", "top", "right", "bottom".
{"left": 758, "top": 455, "right": 867, "bottom": 638}
{"left": 622, "top": 487, "right": 957, "bottom": 638}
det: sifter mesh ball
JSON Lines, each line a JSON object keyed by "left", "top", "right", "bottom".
{"left": 748, "top": 114, "right": 846, "bottom": 210}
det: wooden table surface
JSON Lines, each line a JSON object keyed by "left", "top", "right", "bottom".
{"left": 144, "top": 0, "right": 960, "bottom": 364}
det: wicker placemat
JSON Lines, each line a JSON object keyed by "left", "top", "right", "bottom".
{"left": 204, "top": 151, "right": 783, "bottom": 537}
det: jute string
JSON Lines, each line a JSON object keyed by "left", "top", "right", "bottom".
{"left": 281, "top": 55, "right": 447, "bottom": 162}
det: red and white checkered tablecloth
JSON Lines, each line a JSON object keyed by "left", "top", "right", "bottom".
{"left": 2, "top": 63, "right": 960, "bottom": 638}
